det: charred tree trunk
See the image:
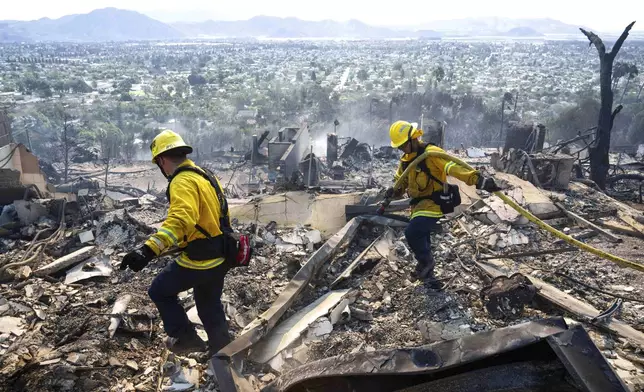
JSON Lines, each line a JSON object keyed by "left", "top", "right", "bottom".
{"left": 513, "top": 90, "right": 519, "bottom": 113}
{"left": 580, "top": 21, "right": 635, "bottom": 189}
{"left": 499, "top": 100, "right": 506, "bottom": 140}
{"left": 637, "top": 81, "right": 644, "bottom": 100}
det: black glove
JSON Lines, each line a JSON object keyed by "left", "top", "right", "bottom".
{"left": 384, "top": 187, "right": 395, "bottom": 199}
{"left": 120, "top": 245, "right": 155, "bottom": 272}
{"left": 476, "top": 176, "right": 501, "bottom": 192}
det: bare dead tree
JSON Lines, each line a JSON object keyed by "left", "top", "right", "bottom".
{"left": 580, "top": 21, "right": 636, "bottom": 189}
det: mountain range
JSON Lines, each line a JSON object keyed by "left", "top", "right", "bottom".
{"left": 0, "top": 8, "right": 183, "bottom": 42}
{"left": 0, "top": 8, "right": 602, "bottom": 42}
{"left": 408, "top": 17, "right": 587, "bottom": 36}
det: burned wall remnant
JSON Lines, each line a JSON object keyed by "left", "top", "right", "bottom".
{"left": 0, "top": 143, "right": 53, "bottom": 203}
{"left": 269, "top": 127, "right": 303, "bottom": 164}
{"left": 492, "top": 148, "right": 575, "bottom": 190}
{"left": 269, "top": 126, "right": 310, "bottom": 180}
{"left": 504, "top": 122, "right": 546, "bottom": 153}
{"left": 327, "top": 133, "right": 338, "bottom": 164}
{"left": 0, "top": 109, "right": 11, "bottom": 148}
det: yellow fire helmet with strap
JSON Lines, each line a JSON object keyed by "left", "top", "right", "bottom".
{"left": 150, "top": 129, "right": 193, "bottom": 163}
{"left": 389, "top": 120, "right": 423, "bottom": 148}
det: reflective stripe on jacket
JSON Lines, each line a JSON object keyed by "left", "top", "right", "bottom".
{"left": 394, "top": 144, "right": 480, "bottom": 219}
{"left": 145, "top": 159, "right": 225, "bottom": 270}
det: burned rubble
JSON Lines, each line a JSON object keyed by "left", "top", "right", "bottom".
{"left": 0, "top": 129, "right": 643, "bottom": 392}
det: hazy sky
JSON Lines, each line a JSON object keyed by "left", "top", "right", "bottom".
{"left": 2, "top": 0, "right": 641, "bottom": 32}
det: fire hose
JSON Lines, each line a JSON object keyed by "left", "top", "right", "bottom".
{"left": 379, "top": 151, "right": 644, "bottom": 273}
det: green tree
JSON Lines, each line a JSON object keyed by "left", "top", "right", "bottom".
{"left": 627, "top": 110, "right": 644, "bottom": 144}
{"left": 188, "top": 73, "right": 207, "bottom": 86}
{"left": 548, "top": 98, "right": 601, "bottom": 141}
{"left": 433, "top": 66, "right": 445, "bottom": 83}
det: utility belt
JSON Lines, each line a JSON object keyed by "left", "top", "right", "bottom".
{"left": 168, "top": 166, "right": 252, "bottom": 268}
{"left": 404, "top": 155, "right": 461, "bottom": 215}
{"left": 184, "top": 223, "right": 251, "bottom": 268}
{"left": 409, "top": 184, "right": 461, "bottom": 214}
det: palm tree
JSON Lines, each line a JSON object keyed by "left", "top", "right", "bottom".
{"left": 612, "top": 62, "right": 629, "bottom": 91}
{"left": 499, "top": 92, "right": 514, "bottom": 139}
{"left": 620, "top": 64, "right": 639, "bottom": 103}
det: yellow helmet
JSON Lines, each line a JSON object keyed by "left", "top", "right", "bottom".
{"left": 150, "top": 129, "right": 193, "bottom": 163}
{"left": 389, "top": 120, "right": 423, "bottom": 148}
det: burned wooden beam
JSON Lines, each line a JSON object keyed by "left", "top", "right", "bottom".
{"left": 475, "top": 259, "right": 644, "bottom": 348}
{"left": 554, "top": 202, "right": 622, "bottom": 243}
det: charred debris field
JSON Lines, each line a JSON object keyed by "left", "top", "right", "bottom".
{"left": 0, "top": 144, "right": 643, "bottom": 391}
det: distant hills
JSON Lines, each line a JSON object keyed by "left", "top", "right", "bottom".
{"left": 410, "top": 17, "right": 585, "bottom": 36}
{"left": 172, "top": 16, "right": 418, "bottom": 39}
{"left": 0, "top": 8, "right": 183, "bottom": 42}
{"left": 0, "top": 8, "right": 601, "bottom": 42}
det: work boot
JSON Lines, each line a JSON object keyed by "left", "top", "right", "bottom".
{"left": 165, "top": 332, "right": 208, "bottom": 356}
{"left": 413, "top": 255, "right": 436, "bottom": 280}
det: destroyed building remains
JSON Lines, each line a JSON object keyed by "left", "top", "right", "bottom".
{"left": 0, "top": 123, "right": 643, "bottom": 392}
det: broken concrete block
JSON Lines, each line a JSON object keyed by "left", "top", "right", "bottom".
{"left": 263, "top": 231, "right": 276, "bottom": 244}
{"left": 126, "top": 360, "right": 139, "bottom": 371}
{"left": 305, "top": 230, "right": 322, "bottom": 245}
{"left": 466, "top": 147, "right": 486, "bottom": 158}
{"left": 495, "top": 173, "right": 560, "bottom": 218}
{"left": 78, "top": 230, "right": 94, "bottom": 244}
{"left": 66, "top": 352, "right": 86, "bottom": 365}
{"left": 109, "top": 357, "right": 122, "bottom": 367}
{"left": 0, "top": 316, "right": 24, "bottom": 335}
{"left": 16, "top": 266, "right": 31, "bottom": 280}
{"left": 306, "top": 317, "right": 333, "bottom": 340}
{"left": 612, "top": 356, "right": 638, "bottom": 372}
{"left": 186, "top": 306, "right": 202, "bottom": 326}
{"left": 275, "top": 243, "right": 298, "bottom": 253}
{"left": 281, "top": 232, "right": 304, "bottom": 245}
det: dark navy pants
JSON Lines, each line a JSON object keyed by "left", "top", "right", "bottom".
{"left": 404, "top": 216, "right": 439, "bottom": 263}
{"left": 148, "top": 261, "right": 231, "bottom": 352}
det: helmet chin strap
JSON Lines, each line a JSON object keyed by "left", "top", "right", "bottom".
{"left": 155, "top": 159, "right": 171, "bottom": 180}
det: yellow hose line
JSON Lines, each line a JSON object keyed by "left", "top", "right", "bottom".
{"left": 394, "top": 150, "right": 644, "bottom": 273}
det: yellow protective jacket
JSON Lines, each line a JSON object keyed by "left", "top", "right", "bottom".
{"left": 394, "top": 144, "right": 480, "bottom": 219}
{"left": 145, "top": 159, "right": 226, "bottom": 270}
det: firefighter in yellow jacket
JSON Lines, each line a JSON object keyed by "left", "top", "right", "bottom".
{"left": 386, "top": 121, "right": 499, "bottom": 279}
{"left": 120, "top": 130, "right": 231, "bottom": 355}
